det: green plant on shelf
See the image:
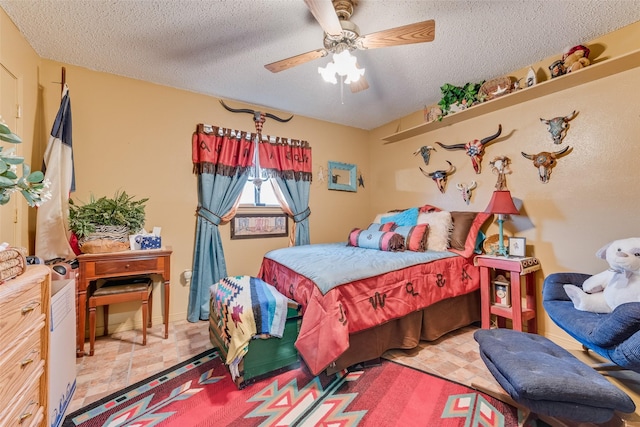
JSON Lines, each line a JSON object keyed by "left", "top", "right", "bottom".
{"left": 437, "top": 81, "right": 485, "bottom": 119}
{"left": 69, "top": 191, "right": 148, "bottom": 238}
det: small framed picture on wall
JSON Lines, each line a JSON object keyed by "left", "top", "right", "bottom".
{"left": 508, "top": 237, "right": 526, "bottom": 257}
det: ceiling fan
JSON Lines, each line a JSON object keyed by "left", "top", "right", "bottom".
{"left": 264, "top": 0, "right": 435, "bottom": 93}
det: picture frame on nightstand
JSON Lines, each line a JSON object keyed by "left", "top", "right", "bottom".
{"left": 508, "top": 237, "right": 526, "bottom": 257}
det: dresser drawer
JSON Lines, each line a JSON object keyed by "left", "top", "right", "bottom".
{"left": 0, "top": 329, "right": 43, "bottom": 408}
{"left": 0, "top": 363, "right": 44, "bottom": 427}
{"left": 93, "top": 258, "right": 160, "bottom": 275}
{"left": 0, "top": 280, "right": 44, "bottom": 346}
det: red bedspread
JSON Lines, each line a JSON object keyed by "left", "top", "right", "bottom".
{"left": 258, "top": 254, "right": 480, "bottom": 375}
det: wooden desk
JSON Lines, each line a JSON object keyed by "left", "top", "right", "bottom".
{"left": 474, "top": 255, "right": 540, "bottom": 333}
{"left": 76, "top": 248, "right": 172, "bottom": 357}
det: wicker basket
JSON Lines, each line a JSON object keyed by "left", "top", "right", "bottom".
{"left": 0, "top": 247, "right": 27, "bottom": 283}
{"left": 79, "top": 225, "right": 131, "bottom": 253}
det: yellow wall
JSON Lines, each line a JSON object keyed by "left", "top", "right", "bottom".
{"left": 368, "top": 22, "right": 640, "bottom": 348}
{"left": 3, "top": 4, "right": 640, "bottom": 347}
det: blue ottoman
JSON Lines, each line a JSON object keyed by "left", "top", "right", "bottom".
{"left": 474, "top": 329, "right": 635, "bottom": 423}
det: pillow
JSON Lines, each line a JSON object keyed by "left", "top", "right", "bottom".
{"left": 449, "top": 211, "right": 480, "bottom": 251}
{"left": 379, "top": 207, "right": 419, "bottom": 227}
{"left": 393, "top": 224, "right": 429, "bottom": 252}
{"left": 416, "top": 211, "right": 453, "bottom": 251}
{"left": 367, "top": 222, "right": 397, "bottom": 232}
{"left": 448, "top": 212, "right": 492, "bottom": 258}
{"left": 347, "top": 228, "right": 405, "bottom": 252}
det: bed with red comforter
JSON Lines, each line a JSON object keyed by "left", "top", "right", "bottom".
{"left": 258, "top": 209, "right": 491, "bottom": 375}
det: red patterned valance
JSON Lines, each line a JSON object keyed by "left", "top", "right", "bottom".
{"left": 258, "top": 137, "right": 313, "bottom": 182}
{"left": 192, "top": 124, "right": 255, "bottom": 175}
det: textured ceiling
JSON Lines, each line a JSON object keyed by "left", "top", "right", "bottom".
{"left": 1, "top": 0, "right": 639, "bottom": 130}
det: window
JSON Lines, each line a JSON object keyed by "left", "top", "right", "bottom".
{"left": 239, "top": 178, "right": 280, "bottom": 207}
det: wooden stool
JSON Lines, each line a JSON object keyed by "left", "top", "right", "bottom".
{"left": 88, "top": 276, "right": 153, "bottom": 356}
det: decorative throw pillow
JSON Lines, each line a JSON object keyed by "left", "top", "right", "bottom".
{"left": 379, "top": 207, "right": 419, "bottom": 227}
{"left": 416, "top": 211, "right": 453, "bottom": 251}
{"left": 347, "top": 228, "right": 405, "bottom": 252}
{"left": 367, "top": 222, "right": 397, "bottom": 232}
{"left": 449, "top": 211, "right": 480, "bottom": 251}
{"left": 393, "top": 224, "right": 430, "bottom": 252}
{"left": 448, "top": 212, "right": 493, "bottom": 258}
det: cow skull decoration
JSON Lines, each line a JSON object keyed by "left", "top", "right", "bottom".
{"left": 540, "top": 110, "right": 577, "bottom": 144}
{"left": 413, "top": 145, "right": 436, "bottom": 165}
{"left": 456, "top": 181, "right": 477, "bottom": 205}
{"left": 420, "top": 160, "right": 456, "bottom": 193}
{"left": 435, "top": 125, "right": 503, "bottom": 174}
{"left": 521, "top": 146, "right": 571, "bottom": 183}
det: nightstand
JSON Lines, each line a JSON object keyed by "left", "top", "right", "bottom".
{"left": 474, "top": 255, "right": 541, "bottom": 332}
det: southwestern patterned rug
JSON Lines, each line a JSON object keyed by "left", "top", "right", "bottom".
{"left": 62, "top": 348, "right": 522, "bottom": 426}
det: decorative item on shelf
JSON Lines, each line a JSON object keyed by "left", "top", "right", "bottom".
{"left": 413, "top": 145, "right": 436, "bottom": 166}
{"left": 456, "top": 181, "right": 476, "bottom": 205}
{"left": 549, "top": 59, "right": 566, "bottom": 78}
{"left": 484, "top": 190, "right": 519, "bottom": 257}
{"left": 562, "top": 45, "right": 590, "bottom": 73}
{"left": 419, "top": 160, "right": 455, "bottom": 194}
{"left": 423, "top": 105, "right": 442, "bottom": 124}
{"left": 521, "top": 146, "right": 572, "bottom": 183}
{"left": 492, "top": 274, "right": 511, "bottom": 307}
{"left": 0, "top": 118, "right": 51, "bottom": 207}
{"left": 540, "top": 110, "right": 577, "bottom": 144}
{"left": 508, "top": 237, "right": 526, "bottom": 257}
{"left": 489, "top": 155, "right": 512, "bottom": 190}
{"left": 69, "top": 191, "right": 148, "bottom": 254}
{"left": 0, "top": 245, "right": 27, "bottom": 283}
{"left": 526, "top": 67, "right": 537, "bottom": 87}
{"left": 435, "top": 124, "right": 503, "bottom": 174}
{"left": 479, "top": 76, "right": 512, "bottom": 101}
{"left": 437, "top": 82, "right": 484, "bottom": 119}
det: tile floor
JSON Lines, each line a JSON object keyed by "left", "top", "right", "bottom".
{"left": 67, "top": 320, "right": 640, "bottom": 426}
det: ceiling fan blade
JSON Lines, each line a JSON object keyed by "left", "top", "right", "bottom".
{"left": 304, "top": 0, "right": 342, "bottom": 37}
{"left": 265, "top": 48, "right": 328, "bottom": 73}
{"left": 350, "top": 75, "right": 369, "bottom": 93}
{"left": 360, "top": 20, "right": 435, "bottom": 49}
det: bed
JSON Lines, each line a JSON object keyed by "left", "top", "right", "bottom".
{"left": 257, "top": 206, "right": 492, "bottom": 375}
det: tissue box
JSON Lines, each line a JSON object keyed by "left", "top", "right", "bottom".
{"left": 138, "top": 235, "right": 161, "bottom": 250}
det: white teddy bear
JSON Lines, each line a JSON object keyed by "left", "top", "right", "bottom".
{"left": 564, "top": 237, "right": 640, "bottom": 313}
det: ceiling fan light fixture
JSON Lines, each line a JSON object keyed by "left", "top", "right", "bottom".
{"left": 318, "top": 50, "right": 364, "bottom": 84}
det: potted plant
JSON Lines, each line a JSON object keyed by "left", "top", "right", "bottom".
{"left": 69, "top": 191, "right": 148, "bottom": 247}
{"left": 437, "top": 81, "right": 485, "bottom": 119}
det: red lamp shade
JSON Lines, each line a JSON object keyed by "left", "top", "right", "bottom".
{"left": 484, "top": 190, "right": 519, "bottom": 215}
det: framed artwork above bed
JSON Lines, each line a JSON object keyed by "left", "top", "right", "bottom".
{"left": 328, "top": 161, "right": 357, "bottom": 192}
{"left": 230, "top": 213, "right": 288, "bottom": 239}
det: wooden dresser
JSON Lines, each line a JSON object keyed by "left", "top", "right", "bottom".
{"left": 0, "top": 265, "right": 50, "bottom": 427}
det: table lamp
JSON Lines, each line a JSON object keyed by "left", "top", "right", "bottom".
{"left": 484, "top": 190, "right": 519, "bottom": 256}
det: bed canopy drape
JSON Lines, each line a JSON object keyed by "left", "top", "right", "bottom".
{"left": 187, "top": 123, "right": 312, "bottom": 321}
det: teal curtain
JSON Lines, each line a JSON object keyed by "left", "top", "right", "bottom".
{"left": 187, "top": 124, "right": 254, "bottom": 322}
{"left": 258, "top": 137, "right": 312, "bottom": 245}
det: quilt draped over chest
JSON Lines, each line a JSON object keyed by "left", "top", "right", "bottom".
{"left": 209, "top": 276, "right": 288, "bottom": 380}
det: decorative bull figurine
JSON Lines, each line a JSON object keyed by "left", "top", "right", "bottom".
{"left": 456, "top": 181, "right": 477, "bottom": 205}
{"left": 420, "top": 160, "right": 456, "bottom": 193}
{"left": 540, "top": 110, "right": 576, "bottom": 144}
{"left": 521, "top": 146, "right": 571, "bottom": 183}
{"left": 413, "top": 145, "right": 436, "bottom": 166}
{"left": 435, "top": 125, "right": 502, "bottom": 174}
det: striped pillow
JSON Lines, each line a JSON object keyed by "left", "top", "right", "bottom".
{"left": 347, "top": 228, "right": 405, "bottom": 252}
{"left": 393, "top": 224, "right": 430, "bottom": 252}
{"left": 367, "top": 222, "right": 398, "bottom": 232}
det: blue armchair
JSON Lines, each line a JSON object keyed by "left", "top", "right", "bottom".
{"left": 542, "top": 272, "right": 640, "bottom": 373}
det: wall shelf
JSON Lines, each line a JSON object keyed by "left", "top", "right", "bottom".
{"left": 382, "top": 48, "right": 640, "bottom": 143}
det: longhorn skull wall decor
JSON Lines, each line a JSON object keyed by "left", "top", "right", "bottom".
{"left": 521, "top": 146, "right": 571, "bottom": 183}
{"left": 456, "top": 181, "right": 477, "bottom": 205}
{"left": 220, "top": 100, "right": 293, "bottom": 133}
{"left": 435, "top": 124, "right": 502, "bottom": 174}
{"left": 489, "top": 155, "right": 512, "bottom": 190}
{"left": 540, "top": 110, "right": 577, "bottom": 144}
{"left": 413, "top": 145, "right": 436, "bottom": 165}
{"left": 420, "top": 160, "right": 456, "bottom": 193}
